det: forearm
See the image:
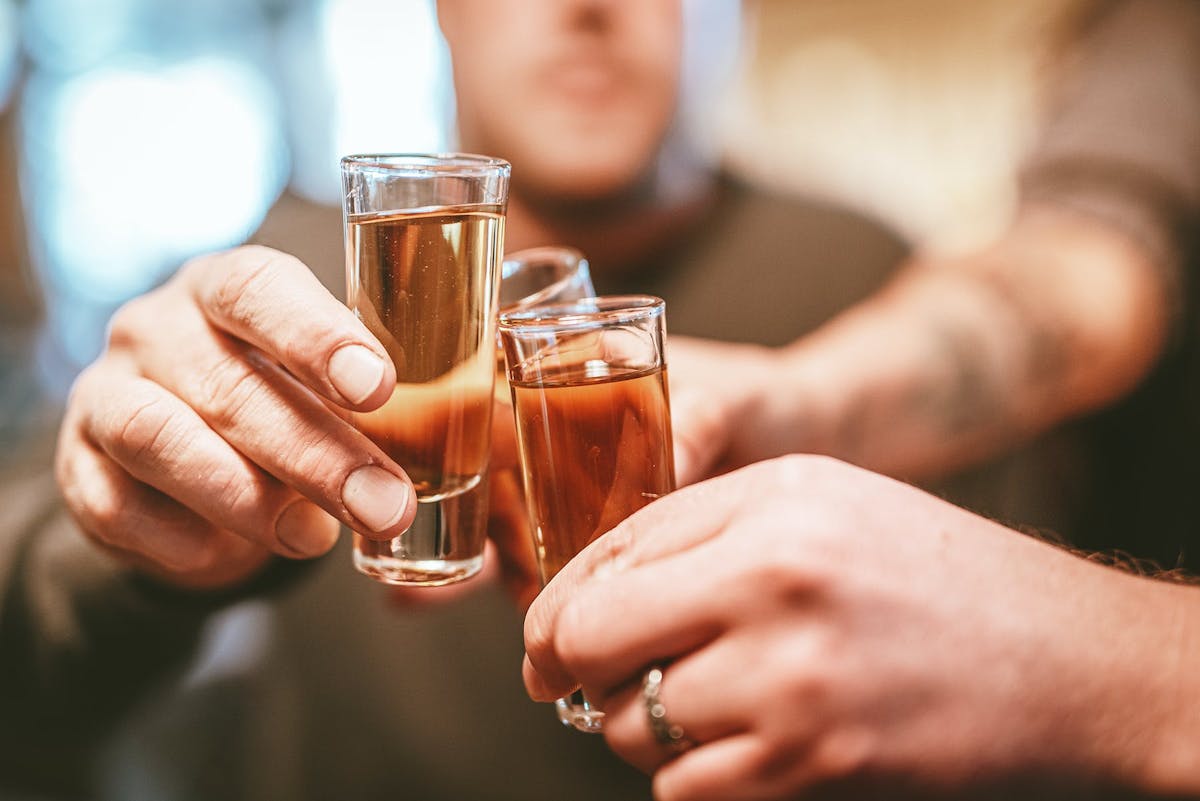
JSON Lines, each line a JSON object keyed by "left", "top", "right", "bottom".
{"left": 1083, "top": 573, "right": 1200, "bottom": 799}
{"left": 742, "top": 207, "right": 1170, "bottom": 479}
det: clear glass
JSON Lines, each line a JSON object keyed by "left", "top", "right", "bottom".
{"left": 341, "top": 153, "right": 510, "bottom": 585}
{"left": 498, "top": 296, "right": 676, "bottom": 732}
{"left": 500, "top": 246, "right": 593, "bottom": 311}
{"left": 496, "top": 246, "right": 594, "bottom": 402}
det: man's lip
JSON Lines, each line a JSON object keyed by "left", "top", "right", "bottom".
{"left": 540, "top": 58, "right": 625, "bottom": 98}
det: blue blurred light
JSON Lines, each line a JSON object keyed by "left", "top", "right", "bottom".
{"left": 299, "top": 0, "right": 450, "bottom": 201}
{"left": 0, "top": 0, "right": 17, "bottom": 110}
{"left": 21, "top": 55, "right": 288, "bottom": 374}
{"left": 22, "top": 0, "right": 139, "bottom": 73}
{"left": 25, "top": 57, "right": 287, "bottom": 302}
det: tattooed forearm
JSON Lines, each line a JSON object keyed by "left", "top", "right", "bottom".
{"left": 913, "top": 265, "right": 1076, "bottom": 440}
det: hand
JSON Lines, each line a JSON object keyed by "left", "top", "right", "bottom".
{"left": 524, "top": 455, "right": 1193, "bottom": 800}
{"left": 56, "top": 246, "right": 418, "bottom": 589}
{"left": 399, "top": 333, "right": 799, "bottom": 611}
{"left": 666, "top": 336, "right": 784, "bottom": 486}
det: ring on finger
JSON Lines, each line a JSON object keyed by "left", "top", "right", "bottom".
{"left": 642, "top": 666, "right": 694, "bottom": 754}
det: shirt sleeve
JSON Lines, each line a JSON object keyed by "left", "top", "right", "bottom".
{"left": 1019, "top": 0, "right": 1200, "bottom": 315}
{"left": 0, "top": 454, "right": 312, "bottom": 787}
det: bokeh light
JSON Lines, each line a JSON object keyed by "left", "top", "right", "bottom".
{"left": 28, "top": 59, "right": 286, "bottom": 301}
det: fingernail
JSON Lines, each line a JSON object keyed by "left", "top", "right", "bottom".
{"left": 328, "top": 344, "right": 386, "bottom": 404}
{"left": 342, "top": 465, "right": 412, "bottom": 532}
{"left": 276, "top": 500, "right": 340, "bottom": 558}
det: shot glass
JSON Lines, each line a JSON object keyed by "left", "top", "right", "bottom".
{"left": 496, "top": 246, "right": 594, "bottom": 401}
{"left": 498, "top": 296, "right": 676, "bottom": 732}
{"left": 341, "top": 153, "right": 510, "bottom": 586}
{"left": 500, "top": 246, "right": 593, "bottom": 312}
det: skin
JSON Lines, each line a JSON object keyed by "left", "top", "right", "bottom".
{"left": 438, "top": 0, "right": 680, "bottom": 204}
{"left": 56, "top": 247, "right": 417, "bottom": 589}
{"left": 524, "top": 455, "right": 1200, "bottom": 801}
{"left": 438, "top": 0, "right": 712, "bottom": 271}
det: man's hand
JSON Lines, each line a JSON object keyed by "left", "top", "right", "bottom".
{"left": 56, "top": 246, "right": 418, "bottom": 589}
{"left": 524, "top": 455, "right": 1198, "bottom": 800}
{"left": 666, "top": 336, "right": 783, "bottom": 486}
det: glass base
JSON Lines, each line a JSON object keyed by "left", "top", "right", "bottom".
{"left": 353, "top": 552, "right": 484, "bottom": 586}
{"left": 556, "top": 690, "right": 605, "bottom": 733}
{"left": 352, "top": 490, "right": 488, "bottom": 586}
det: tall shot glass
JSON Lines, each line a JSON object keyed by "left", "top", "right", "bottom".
{"left": 498, "top": 296, "right": 676, "bottom": 732}
{"left": 341, "top": 153, "right": 509, "bottom": 586}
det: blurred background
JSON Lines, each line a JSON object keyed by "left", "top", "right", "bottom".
{"left": 0, "top": 0, "right": 1083, "bottom": 463}
{"left": 0, "top": 0, "right": 458, "bottom": 457}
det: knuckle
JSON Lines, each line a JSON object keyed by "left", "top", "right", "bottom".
{"left": 804, "top": 728, "right": 875, "bottom": 787}
{"left": 109, "top": 394, "right": 183, "bottom": 467}
{"left": 77, "top": 483, "right": 126, "bottom": 547}
{"left": 105, "top": 301, "right": 137, "bottom": 350}
{"left": 209, "top": 466, "right": 268, "bottom": 521}
{"left": 552, "top": 601, "right": 592, "bottom": 669}
{"left": 66, "top": 364, "right": 101, "bottom": 407}
{"left": 105, "top": 294, "right": 153, "bottom": 350}
{"left": 208, "top": 470, "right": 292, "bottom": 545}
{"left": 654, "top": 743, "right": 769, "bottom": 801}
{"left": 280, "top": 327, "right": 348, "bottom": 378}
{"left": 714, "top": 542, "right": 819, "bottom": 617}
{"left": 755, "top": 738, "right": 804, "bottom": 786}
{"left": 762, "top": 452, "right": 826, "bottom": 486}
{"left": 768, "top": 631, "right": 835, "bottom": 714}
{"left": 769, "top": 453, "right": 862, "bottom": 500}
{"left": 106, "top": 288, "right": 176, "bottom": 351}
{"left": 279, "top": 335, "right": 319, "bottom": 375}
{"left": 748, "top": 740, "right": 789, "bottom": 783}
{"left": 192, "top": 352, "right": 263, "bottom": 427}
{"left": 208, "top": 246, "right": 297, "bottom": 328}
{"left": 523, "top": 604, "right": 556, "bottom": 666}
{"left": 746, "top": 556, "right": 813, "bottom": 600}
{"left": 603, "top": 717, "right": 654, "bottom": 771}
{"left": 588, "top": 519, "right": 636, "bottom": 572}
{"left": 277, "top": 428, "right": 344, "bottom": 496}
{"left": 168, "top": 536, "right": 220, "bottom": 574}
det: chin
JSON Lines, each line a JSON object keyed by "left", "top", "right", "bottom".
{"left": 515, "top": 151, "right": 657, "bottom": 205}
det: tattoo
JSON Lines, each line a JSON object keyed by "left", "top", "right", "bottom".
{"left": 973, "top": 268, "right": 1075, "bottom": 393}
{"left": 910, "top": 268, "right": 1075, "bottom": 441}
{"left": 914, "top": 313, "right": 1008, "bottom": 436}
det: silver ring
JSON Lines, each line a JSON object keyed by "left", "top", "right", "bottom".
{"left": 642, "top": 667, "right": 692, "bottom": 753}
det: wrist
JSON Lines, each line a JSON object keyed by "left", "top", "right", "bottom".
{"left": 733, "top": 342, "right": 842, "bottom": 465}
{"left": 1123, "top": 581, "right": 1200, "bottom": 797}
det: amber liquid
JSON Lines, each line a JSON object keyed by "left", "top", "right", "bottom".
{"left": 511, "top": 365, "right": 675, "bottom": 583}
{"left": 346, "top": 205, "right": 503, "bottom": 500}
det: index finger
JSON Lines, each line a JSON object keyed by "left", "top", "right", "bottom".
{"left": 182, "top": 245, "right": 396, "bottom": 411}
{"left": 523, "top": 464, "right": 754, "bottom": 699}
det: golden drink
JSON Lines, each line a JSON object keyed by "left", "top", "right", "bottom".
{"left": 510, "top": 364, "right": 675, "bottom": 583}
{"left": 346, "top": 205, "right": 503, "bottom": 499}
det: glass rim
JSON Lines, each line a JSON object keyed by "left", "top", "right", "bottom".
{"left": 498, "top": 295, "right": 664, "bottom": 333}
{"left": 339, "top": 152, "right": 511, "bottom": 177}
{"left": 501, "top": 246, "right": 589, "bottom": 311}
